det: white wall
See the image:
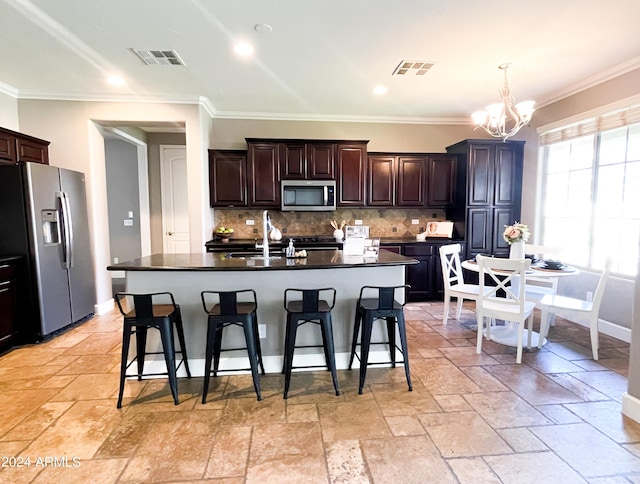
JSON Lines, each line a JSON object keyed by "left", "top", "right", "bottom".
{"left": 0, "top": 91, "right": 19, "bottom": 131}
{"left": 15, "top": 100, "right": 211, "bottom": 312}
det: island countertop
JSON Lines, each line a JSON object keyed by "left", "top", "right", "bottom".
{"left": 107, "top": 249, "right": 418, "bottom": 272}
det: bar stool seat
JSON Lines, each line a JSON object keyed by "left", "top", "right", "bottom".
{"left": 201, "top": 289, "right": 265, "bottom": 402}
{"left": 283, "top": 288, "right": 340, "bottom": 399}
{"left": 115, "top": 292, "right": 191, "bottom": 408}
{"left": 348, "top": 285, "right": 412, "bottom": 394}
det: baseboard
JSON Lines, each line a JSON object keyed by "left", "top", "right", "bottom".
{"left": 95, "top": 298, "right": 114, "bottom": 316}
{"left": 622, "top": 392, "right": 640, "bottom": 424}
{"left": 566, "top": 317, "right": 632, "bottom": 344}
{"left": 123, "top": 350, "right": 396, "bottom": 378}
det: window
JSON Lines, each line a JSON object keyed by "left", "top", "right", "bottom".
{"left": 540, "top": 122, "right": 640, "bottom": 276}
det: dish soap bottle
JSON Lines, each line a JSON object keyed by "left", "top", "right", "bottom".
{"left": 286, "top": 239, "right": 295, "bottom": 257}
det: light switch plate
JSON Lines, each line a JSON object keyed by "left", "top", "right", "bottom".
{"left": 355, "top": 219, "right": 363, "bottom": 225}
{"left": 128, "top": 211, "right": 134, "bottom": 218}
{"left": 411, "top": 219, "right": 419, "bottom": 225}
{"left": 124, "top": 219, "right": 133, "bottom": 226}
{"left": 246, "top": 219, "right": 255, "bottom": 225}
{"left": 258, "top": 324, "right": 267, "bottom": 338}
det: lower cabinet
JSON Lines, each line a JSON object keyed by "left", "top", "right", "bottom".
{"left": 382, "top": 242, "right": 464, "bottom": 301}
{"left": 0, "top": 259, "right": 19, "bottom": 351}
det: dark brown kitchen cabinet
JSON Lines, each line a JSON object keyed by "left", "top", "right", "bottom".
{"left": 281, "top": 142, "right": 335, "bottom": 180}
{"left": 0, "top": 127, "right": 49, "bottom": 165}
{"left": 446, "top": 139, "right": 524, "bottom": 259}
{"left": 0, "top": 259, "right": 20, "bottom": 351}
{"left": 427, "top": 155, "right": 456, "bottom": 206}
{"left": 397, "top": 156, "right": 427, "bottom": 206}
{"left": 367, "top": 155, "right": 395, "bottom": 206}
{"left": 404, "top": 244, "right": 436, "bottom": 301}
{"left": 208, "top": 150, "right": 248, "bottom": 207}
{"left": 247, "top": 142, "right": 280, "bottom": 207}
{"left": 337, "top": 142, "right": 368, "bottom": 206}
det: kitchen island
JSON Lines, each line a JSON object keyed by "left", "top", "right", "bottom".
{"left": 107, "top": 249, "right": 418, "bottom": 376}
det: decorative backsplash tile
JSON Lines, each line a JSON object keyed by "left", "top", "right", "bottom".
{"left": 213, "top": 208, "right": 447, "bottom": 240}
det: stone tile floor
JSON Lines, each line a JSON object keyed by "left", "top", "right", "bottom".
{"left": 0, "top": 301, "right": 638, "bottom": 483}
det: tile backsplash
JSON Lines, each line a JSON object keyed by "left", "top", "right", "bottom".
{"left": 212, "top": 208, "right": 447, "bottom": 239}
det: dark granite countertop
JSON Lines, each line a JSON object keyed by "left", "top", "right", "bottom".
{"left": 107, "top": 250, "right": 418, "bottom": 272}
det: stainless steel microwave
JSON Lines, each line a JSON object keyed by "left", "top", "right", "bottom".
{"left": 281, "top": 180, "right": 336, "bottom": 211}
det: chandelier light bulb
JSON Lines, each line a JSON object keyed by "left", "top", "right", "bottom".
{"left": 471, "top": 64, "right": 535, "bottom": 140}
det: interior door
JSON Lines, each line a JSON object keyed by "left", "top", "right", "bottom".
{"left": 160, "top": 146, "right": 190, "bottom": 253}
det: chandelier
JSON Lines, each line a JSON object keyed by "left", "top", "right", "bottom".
{"left": 472, "top": 63, "right": 535, "bottom": 140}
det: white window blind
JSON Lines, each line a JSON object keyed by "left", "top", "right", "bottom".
{"left": 539, "top": 104, "right": 640, "bottom": 145}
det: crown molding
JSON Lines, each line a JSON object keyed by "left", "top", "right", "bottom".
{"left": 536, "top": 56, "right": 640, "bottom": 109}
{"left": 210, "top": 110, "right": 470, "bottom": 125}
{"left": 0, "top": 81, "right": 19, "bottom": 98}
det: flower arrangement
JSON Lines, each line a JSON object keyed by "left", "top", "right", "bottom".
{"left": 502, "top": 222, "right": 530, "bottom": 244}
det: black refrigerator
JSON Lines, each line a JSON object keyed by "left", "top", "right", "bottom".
{"left": 0, "top": 162, "right": 95, "bottom": 341}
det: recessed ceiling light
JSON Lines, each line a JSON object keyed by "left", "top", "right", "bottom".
{"left": 254, "top": 24, "right": 273, "bottom": 34}
{"left": 234, "top": 42, "right": 254, "bottom": 57}
{"left": 107, "top": 75, "right": 125, "bottom": 86}
{"left": 373, "top": 86, "right": 388, "bottom": 95}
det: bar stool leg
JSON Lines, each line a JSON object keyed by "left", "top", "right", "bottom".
{"left": 213, "top": 324, "right": 224, "bottom": 377}
{"left": 322, "top": 314, "right": 340, "bottom": 396}
{"left": 202, "top": 317, "right": 218, "bottom": 404}
{"left": 117, "top": 323, "right": 133, "bottom": 409}
{"left": 158, "top": 319, "right": 180, "bottom": 405}
{"left": 242, "top": 316, "right": 262, "bottom": 401}
{"left": 358, "top": 313, "right": 374, "bottom": 395}
{"left": 319, "top": 318, "right": 331, "bottom": 372}
{"left": 386, "top": 316, "right": 397, "bottom": 368}
{"left": 174, "top": 308, "right": 191, "bottom": 378}
{"left": 396, "top": 312, "right": 412, "bottom": 391}
{"left": 283, "top": 314, "right": 299, "bottom": 399}
{"left": 348, "top": 308, "right": 362, "bottom": 370}
{"left": 253, "top": 313, "right": 266, "bottom": 375}
{"left": 135, "top": 326, "right": 148, "bottom": 380}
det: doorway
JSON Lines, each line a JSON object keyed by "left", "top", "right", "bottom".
{"left": 160, "top": 145, "right": 190, "bottom": 253}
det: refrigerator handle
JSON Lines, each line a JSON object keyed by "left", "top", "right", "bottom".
{"left": 57, "top": 191, "right": 74, "bottom": 268}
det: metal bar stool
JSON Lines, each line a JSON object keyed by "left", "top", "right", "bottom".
{"left": 115, "top": 292, "right": 192, "bottom": 408}
{"left": 201, "top": 289, "right": 265, "bottom": 402}
{"left": 348, "top": 285, "right": 412, "bottom": 394}
{"left": 283, "top": 288, "right": 340, "bottom": 399}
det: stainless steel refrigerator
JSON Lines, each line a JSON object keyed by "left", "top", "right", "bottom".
{"left": 0, "top": 162, "right": 95, "bottom": 341}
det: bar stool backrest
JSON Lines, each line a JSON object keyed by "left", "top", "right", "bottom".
{"left": 115, "top": 292, "right": 177, "bottom": 325}
{"left": 219, "top": 292, "right": 239, "bottom": 316}
{"left": 284, "top": 288, "right": 336, "bottom": 313}
{"left": 357, "top": 285, "right": 410, "bottom": 309}
{"left": 201, "top": 289, "right": 257, "bottom": 316}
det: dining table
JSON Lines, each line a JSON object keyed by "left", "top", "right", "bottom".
{"left": 461, "top": 258, "right": 580, "bottom": 348}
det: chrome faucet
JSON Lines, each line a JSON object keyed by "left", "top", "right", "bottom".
{"left": 262, "top": 210, "right": 272, "bottom": 259}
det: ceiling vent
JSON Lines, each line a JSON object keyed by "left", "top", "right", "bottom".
{"left": 131, "top": 49, "right": 186, "bottom": 66}
{"left": 392, "top": 60, "right": 434, "bottom": 76}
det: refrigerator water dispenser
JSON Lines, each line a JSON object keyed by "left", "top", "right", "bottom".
{"left": 41, "top": 209, "right": 61, "bottom": 245}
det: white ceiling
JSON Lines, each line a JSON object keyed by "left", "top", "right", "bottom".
{"left": 2, "top": 0, "right": 640, "bottom": 124}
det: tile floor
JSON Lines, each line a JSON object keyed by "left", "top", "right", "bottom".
{"left": 0, "top": 302, "right": 639, "bottom": 483}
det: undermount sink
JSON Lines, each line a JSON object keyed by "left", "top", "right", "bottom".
{"left": 224, "top": 251, "right": 282, "bottom": 259}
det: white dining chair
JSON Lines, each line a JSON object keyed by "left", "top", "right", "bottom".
{"left": 476, "top": 255, "right": 536, "bottom": 364}
{"left": 439, "top": 243, "right": 480, "bottom": 325}
{"left": 510, "top": 244, "right": 560, "bottom": 303}
{"left": 537, "top": 258, "right": 612, "bottom": 360}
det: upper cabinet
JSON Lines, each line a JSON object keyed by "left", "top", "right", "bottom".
{"left": 247, "top": 141, "right": 280, "bottom": 207}
{"left": 427, "top": 155, "right": 456, "bottom": 206}
{"left": 281, "top": 142, "right": 336, "bottom": 179}
{"left": 337, "top": 142, "right": 368, "bottom": 206}
{"left": 397, "top": 155, "right": 428, "bottom": 206}
{"left": 367, "top": 155, "right": 395, "bottom": 206}
{"left": 366, "top": 153, "right": 456, "bottom": 208}
{"left": 446, "top": 139, "right": 524, "bottom": 258}
{"left": 208, "top": 150, "right": 248, "bottom": 207}
{"left": 0, "top": 127, "right": 50, "bottom": 165}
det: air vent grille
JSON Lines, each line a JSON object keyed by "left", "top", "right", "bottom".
{"left": 131, "top": 49, "right": 186, "bottom": 66}
{"left": 392, "top": 60, "right": 434, "bottom": 76}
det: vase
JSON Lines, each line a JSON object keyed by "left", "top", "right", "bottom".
{"left": 509, "top": 240, "right": 525, "bottom": 259}
{"left": 333, "top": 229, "right": 344, "bottom": 242}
